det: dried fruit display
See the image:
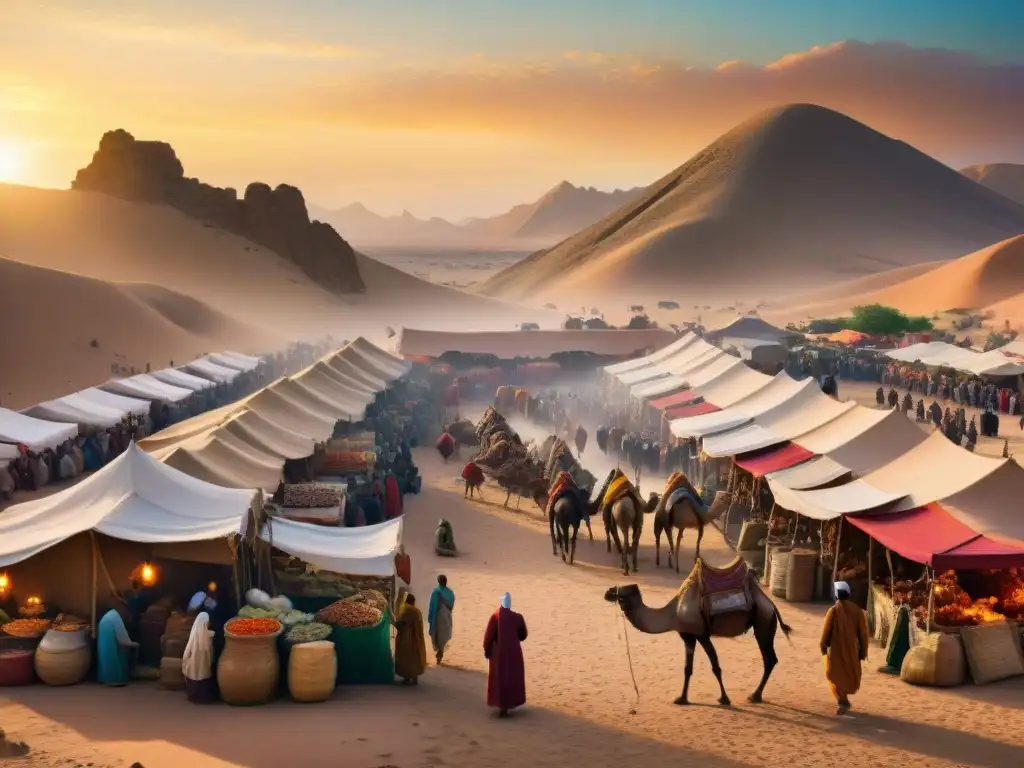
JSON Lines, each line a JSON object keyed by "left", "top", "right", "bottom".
{"left": 879, "top": 571, "right": 1007, "bottom": 629}
{"left": 342, "top": 589, "right": 388, "bottom": 614}
{"left": 226, "top": 617, "right": 282, "bottom": 636}
{"left": 1, "top": 618, "right": 51, "bottom": 637}
{"left": 283, "top": 483, "right": 343, "bottom": 509}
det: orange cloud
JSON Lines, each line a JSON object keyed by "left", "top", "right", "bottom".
{"left": 290, "top": 41, "right": 1024, "bottom": 163}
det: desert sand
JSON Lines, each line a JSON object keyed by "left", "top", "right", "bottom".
{"left": 0, "top": 183, "right": 558, "bottom": 408}
{"left": 477, "top": 104, "right": 1024, "bottom": 307}
{"left": 775, "top": 235, "right": 1024, "bottom": 327}
{"left": 2, "top": 439, "right": 1023, "bottom": 768}
{"left": 961, "top": 164, "right": 1024, "bottom": 207}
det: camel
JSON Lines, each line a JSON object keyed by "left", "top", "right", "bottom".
{"left": 651, "top": 475, "right": 731, "bottom": 571}
{"left": 604, "top": 552, "right": 792, "bottom": 706}
{"left": 542, "top": 480, "right": 593, "bottom": 565}
{"left": 592, "top": 468, "right": 657, "bottom": 575}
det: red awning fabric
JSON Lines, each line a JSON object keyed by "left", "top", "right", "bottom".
{"left": 733, "top": 442, "right": 814, "bottom": 477}
{"left": 846, "top": 503, "right": 1024, "bottom": 569}
{"left": 665, "top": 401, "right": 720, "bottom": 420}
{"left": 649, "top": 389, "right": 695, "bottom": 411}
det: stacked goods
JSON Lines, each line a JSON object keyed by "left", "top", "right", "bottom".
{"left": 316, "top": 599, "right": 382, "bottom": 628}
{"left": 879, "top": 572, "right": 1007, "bottom": 629}
{"left": 322, "top": 451, "right": 374, "bottom": 474}
{"left": 1, "top": 619, "right": 51, "bottom": 638}
{"left": 283, "top": 483, "right": 343, "bottom": 509}
{"left": 288, "top": 640, "right": 337, "bottom": 702}
{"left": 52, "top": 615, "right": 88, "bottom": 633}
{"left": 273, "top": 569, "right": 393, "bottom": 603}
{"left": 900, "top": 632, "right": 967, "bottom": 687}
{"left": 328, "top": 434, "right": 375, "bottom": 452}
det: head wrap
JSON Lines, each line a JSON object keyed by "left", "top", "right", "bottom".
{"left": 833, "top": 581, "right": 851, "bottom": 600}
{"left": 181, "top": 612, "right": 214, "bottom": 681}
{"left": 188, "top": 591, "right": 207, "bottom": 613}
{"left": 500, "top": 592, "right": 512, "bottom": 610}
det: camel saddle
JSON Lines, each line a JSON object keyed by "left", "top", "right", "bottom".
{"left": 545, "top": 471, "right": 578, "bottom": 517}
{"left": 677, "top": 556, "right": 755, "bottom": 636}
{"left": 662, "top": 472, "right": 713, "bottom": 525}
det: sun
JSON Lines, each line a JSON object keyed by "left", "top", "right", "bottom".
{"left": 0, "top": 140, "right": 26, "bottom": 183}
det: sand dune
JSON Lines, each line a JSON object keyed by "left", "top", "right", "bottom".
{"left": 777, "top": 235, "right": 1024, "bottom": 324}
{"left": 0, "top": 257, "right": 266, "bottom": 407}
{"left": 0, "top": 182, "right": 555, "bottom": 407}
{"left": 477, "top": 104, "right": 1024, "bottom": 305}
{"left": 961, "top": 163, "right": 1024, "bottom": 206}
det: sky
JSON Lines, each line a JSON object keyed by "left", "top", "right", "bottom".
{"left": 1, "top": 0, "right": 1021, "bottom": 219}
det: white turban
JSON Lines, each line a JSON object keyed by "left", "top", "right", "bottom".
{"left": 500, "top": 592, "right": 512, "bottom": 610}
{"left": 833, "top": 581, "right": 851, "bottom": 599}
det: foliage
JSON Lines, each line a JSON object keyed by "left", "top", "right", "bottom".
{"left": 807, "top": 305, "right": 933, "bottom": 336}
{"left": 805, "top": 317, "right": 844, "bottom": 334}
{"left": 986, "top": 333, "right": 1011, "bottom": 351}
{"left": 626, "top": 314, "right": 657, "bottom": 329}
{"left": 584, "top": 317, "right": 610, "bottom": 329}
{"left": 563, "top": 316, "right": 584, "bottom": 330}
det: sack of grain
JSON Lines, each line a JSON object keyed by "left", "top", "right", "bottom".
{"left": 900, "top": 633, "right": 965, "bottom": 687}
{"left": 960, "top": 621, "right": 1024, "bottom": 685}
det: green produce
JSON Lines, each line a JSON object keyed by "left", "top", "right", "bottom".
{"left": 285, "top": 622, "right": 333, "bottom": 644}
{"left": 237, "top": 605, "right": 278, "bottom": 619}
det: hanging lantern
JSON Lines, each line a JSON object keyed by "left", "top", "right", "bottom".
{"left": 25, "top": 596, "right": 41, "bottom": 606}
{"left": 0, "top": 571, "right": 11, "bottom": 596}
{"left": 136, "top": 561, "right": 158, "bottom": 587}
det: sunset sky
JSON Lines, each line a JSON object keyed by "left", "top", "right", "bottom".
{"left": 1, "top": 0, "right": 1021, "bottom": 219}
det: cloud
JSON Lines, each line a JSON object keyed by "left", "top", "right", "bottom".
{"left": 291, "top": 41, "right": 1024, "bottom": 163}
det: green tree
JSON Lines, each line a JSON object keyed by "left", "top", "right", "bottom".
{"left": 845, "top": 304, "right": 933, "bottom": 335}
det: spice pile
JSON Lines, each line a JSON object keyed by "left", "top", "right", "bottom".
{"left": 317, "top": 599, "right": 382, "bottom": 628}
{"left": 880, "top": 572, "right": 1006, "bottom": 628}
{"left": 227, "top": 617, "right": 282, "bottom": 636}
{"left": 1, "top": 618, "right": 51, "bottom": 637}
{"left": 342, "top": 589, "right": 388, "bottom": 614}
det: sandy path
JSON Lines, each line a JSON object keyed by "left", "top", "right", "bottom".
{"left": 2, "top": 445, "right": 1024, "bottom": 767}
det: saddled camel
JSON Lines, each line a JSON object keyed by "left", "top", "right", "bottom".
{"left": 592, "top": 468, "right": 656, "bottom": 575}
{"left": 604, "top": 548, "right": 793, "bottom": 706}
{"left": 651, "top": 473, "right": 730, "bottom": 571}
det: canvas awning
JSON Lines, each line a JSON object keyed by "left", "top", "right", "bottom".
{"left": 886, "top": 343, "right": 1024, "bottom": 376}
{"left": 243, "top": 385, "right": 337, "bottom": 443}
{"left": 670, "top": 373, "right": 810, "bottom": 439}
{"left": 76, "top": 388, "right": 151, "bottom": 417}
{"left": 686, "top": 362, "right": 774, "bottom": 409}
{"left": 604, "top": 333, "right": 696, "bottom": 375}
{"left": 795, "top": 407, "right": 927, "bottom": 476}
{"left": 272, "top": 378, "right": 362, "bottom": 422}
{"left": 770, "top": 481, "right": 905, "bottom": 521}
{"left": 702, "top": 386, "right": 857, "bottom": 457}
{"left": 151, "top": 368, "right": 217, "bottom": 391}
{"left": 0, "top": 443, "right": 255, "bottom": 567}
{"left": 629, "top": 349, "right": 727, "bottom": 399}
{"left": 0, "top": 408, "right": 79, "bottom": 452}
{"left": 650, "top": 389, "right": 698, "bottom": 411}
{"left": 666, "top": 401, "right": 720, "bottom": 420}
{"left": 396, "top": 327, "right": 673, "bottom": 361}
{"left": 222, "top": 351, "right": 263, "bottom": 368}
{"left": 846, "top": 504, "right": 1024, "bottom": 570}
{"left": 734, "top": 443, "right": 815, "bottom": 478}
{"left": 937, "top": 459, "right": 1024, "bottom": 543}
{"left": 616, "top": 337, "right": 718, "bottom": 386}
{"left": 766, "top": 456, "right": 851, "bottom": 490}
{"left": 208, "top": 353, "right": 258, "bottom": 372}
{"left": 260, "top": 516, "right": 402, "bottom": 577}
{"left": 149, "top": 430, "right": 285, "bottom": 492}
{"left": 183, "top": 358, "right": 241, "bottom": 383}
{"left": 348, "top": 337, "right": 412, "bottom": 381}
{"left": 324, "top": 354, "right": 387, "bottom": 393}
{"left": 102, "top": 374, "right": 193, "bottom": 403}
{"left": 24, "top": 395, "right": 128, "bottom": 429}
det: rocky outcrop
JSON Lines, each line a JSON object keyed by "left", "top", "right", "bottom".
{"left": 72, "top": 129, "right": 364, "bottom": 293}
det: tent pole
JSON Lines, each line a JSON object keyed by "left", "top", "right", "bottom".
{"left": 885, "top": 548, "right": 895, "bottom": 602}
{"left": 925, "top": 566, "right": 935, "bottom": 636}
{"left": 867, "top": 536, "right": 874, "bottom": 633}
{"left": 763, "top": 503, "right": 776, "bottom": 586}
{"left": 90, "top": 531, "right": 98, "bottom": 639}
{"left": 831, "top": 516, "right": 843, "bottom": 585}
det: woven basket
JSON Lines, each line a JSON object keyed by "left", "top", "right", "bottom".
{"left": 288, "top": 640, "right": 337, "bottom": 703}
{"left": 738, "top": 548, "right": 765, "bottom": 570}
{"left": 785, "top": 549, "right": 816, "bottom": 603}
{"left": 217, "top": 623, "right": 282, "bottom": 706}
{"left": 158, "top": 656, "right": 186, "bottom": 691}
{"left": 736, "top": 521, "right": 768, "bottom": 551}
{"left": 769, "top": 548, "right": 791, "bottom": 598}
{"left": 900, "top": 633, "right": 966, "bottom": 687}
{"left": 960, "top": 621, "right": 1024, "bottom": 685}
{"left": 34, "top": 645, "right": 91, "bottom": 686}
{"left": 160, "top": 632, "right": 190, "bottom": 660}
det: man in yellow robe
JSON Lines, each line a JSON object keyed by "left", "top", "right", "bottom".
{"left": 394, "top": 593, "right": 428, "bottom": 685}
{"left": 820, "top": 580, "right": 869, "bottom": 715}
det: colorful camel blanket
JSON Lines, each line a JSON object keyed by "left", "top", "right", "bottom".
{"left": 663, "top": 471, "right": 709, "bottom": 518}
{"left": 545, "top": 471, "right": 578, "bottom": 518}
{"left": 600, "top": 473, "right": 644, "bottom": 515}
{"left": 679, "top": 556, "right": 754, "bottom": 619}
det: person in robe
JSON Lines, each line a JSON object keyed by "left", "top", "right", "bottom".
{"left": 820, "top": 581, "right": 868, "bottom": 715}
{"left": 875, "top": 387, "right": 884, "bottom": 407}
{"left": 434, "top": 518, "right": 457, "bottom": 556}
{"left": 97, "top": 608, "right": 138, "bottom": 686}
{"left": 915, "top": 399, "right": 925, "bottom": 423}
{"left": 393, "top": 593, "right": 427, "bottom": 685}
{"left": 428, "top": 575, "right": 455, "bottom": 665}
{"left": 483, "top": 592, "right": 528, "bottom": 718}
{"left": 384, "top": 472, "right": 403, "bottom": 519}
{"left": 182, "top": 611, "right": 217, "bottom": 703}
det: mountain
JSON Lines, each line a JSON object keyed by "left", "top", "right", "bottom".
{"left": 961, "top": 164, "right": 1024, "bottom": 206}
{"left": 476, "top": 103, "right": 1024, "bottom": 304}
{"left": 312, "top": 182, "right": 644, "bottom": 247}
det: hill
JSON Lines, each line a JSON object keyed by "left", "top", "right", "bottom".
{"left": 476, "top": 104, "right": 1024, "bottom": 305}
{"left": 313, "top": 182, "right": 644, "bottom": 248}
{"left": 961, "top": 164, "right": 1024, "bottom": 206}
{"left": 0, "top": 256, "right": 268, "bottom": 407}
{"left": 777, "top": 235, "right": 1024, "bottom": 326}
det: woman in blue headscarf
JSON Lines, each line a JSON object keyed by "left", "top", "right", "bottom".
{"left": 428, "top": 574, "right": 455, "bottom": 665}
{"left": 97, "top": 608, "right": 138, "bottom": 686}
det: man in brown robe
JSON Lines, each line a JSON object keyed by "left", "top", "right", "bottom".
{"left": 820, "top": 581, "right": 869, "bottom": 715}
{"left": 393, "top": 594, "right": 427, "bottom": 685}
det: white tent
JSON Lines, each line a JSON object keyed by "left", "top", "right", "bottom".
{"left": 766, "top": 456, "right": 851, "bottom": 490}
{"left": 345, "top": 337, "right": 411, "bottom": 382}
{"left": 77, "top": 388, "right": 151, "bottom": 417}
{"left": 795, "top": 407, "right": 928, "bottom": 476}
{"left": 629, "top": 349, "right": 731, "bottom": 400}
{"left": 183, "top": 358, "right": 241, "bottom": 383}
{"left": 702, "top": 387, "right": 857, "bottom": 457}
{"left": 24, "top": 395, "right": 128, "bottom": 429}
{"left": 670, "top": 373, "right": 811, "bottom": 439}
{"left": 102, "top": 374, "right": 193, "bottom": 403}
{"left": 152, "top": 368, "right": 216, "bottom": 392}
{"left": 0, "top": 408, "right": 79, "bottom": 452}
{"left": 604, "top": 333, "right": 696, "bottom": 376}
{"left": 0, "top": 443, "right": 255, "bottom": 567}
{"left": 208, "top": 353, "right": 256, "bottom": 372}
{"left": 616, "top": 337, "right": 717, "bottom": 386}
{"left": 886, "top": 343, "right": 1024, "bottom": 376}
{"left": 222, "top": 351, "right": 263, "bottom": 367}
{"left": 260, "top": 516, "right": 402, "bottom": 577}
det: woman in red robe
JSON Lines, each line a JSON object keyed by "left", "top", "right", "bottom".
{"left": 483, "top": 592, "right": 527, "bottom": 717}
